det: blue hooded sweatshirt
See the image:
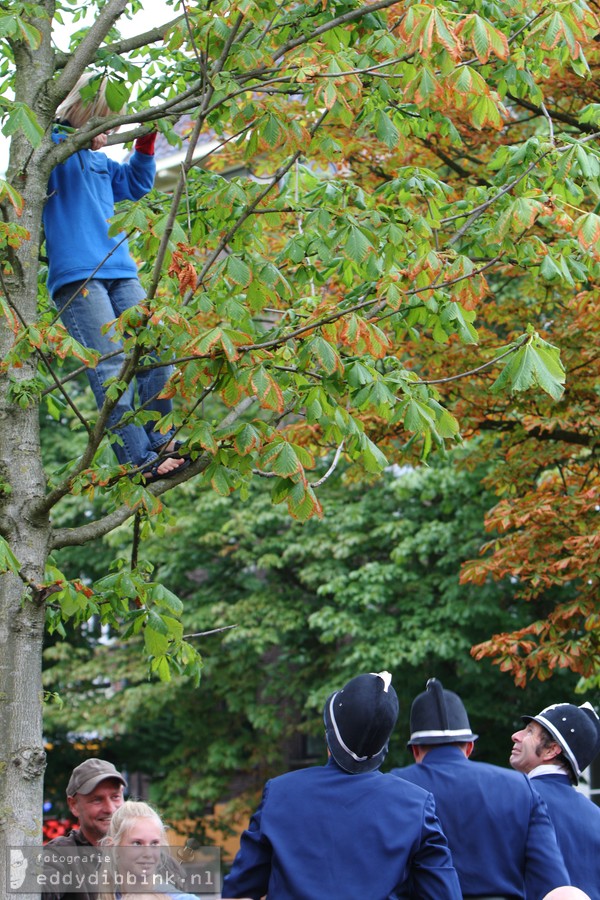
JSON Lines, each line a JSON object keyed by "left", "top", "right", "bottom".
{"left": 43, "top": 128, "right": 156, "bottom": 298}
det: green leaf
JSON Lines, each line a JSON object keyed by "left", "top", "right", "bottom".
{"left": 2, "top": 103, "right": 44, "bottom": 147}
{"left": 491, "top": 335, "right": 565, "bottom": 400}
{"left": 359, "top": 435, "right": 388, "bottom": 473}
{"left": 225, "top": 255, "right": 252, "bottom": 288}
{"left": 271, "top": 476, "right": 294, "bottom": 505}
{"left": 573, "top": 212, "right": 600, "bottom": 250}
{"left": 0, "top": 15, "right": 41, "bottom": 47}
{"left": 150, "top": 655, "right": 172, "bottom": 682}
{"left": 150, "top": 583, "right": 184, "bottom": 616}
{"left": 144, "top": 625, "right": 169, "bottom": 656}
{"left": 234, "top": 424, "right": 261, "bottom": 456}
{"left": 108, "top": 205, "right": 149, "bottom": 236}
{"left": 285, "top": 481, "right": 322, "bottom": 520}
{"left": 579, "top": 104, "right": 600, "bottom": 126}
{"left": 250, "top": 366, "right": 284, "bottom": 411}
{"left": 305, "top": 335, "right": 341, "bottom": 374}
{"left": 404, "top": 399, "right": 434, "bottom": 433}
{"left": 105, "top": 79, "right": 130, "bottom": 112}
{"left": 472, "top": 16, "right": 492, "bottom": 62}
{"left": 261, "top": 441, "right": 302, "bottom": 478}
{"left": 529, "top": 335, "right": 566, "bottom": 400}
{"left": 440, "top": 303, "right": 478, "bottom": 344}
{"left": 346, "top": 224, "right": 372, "bottom": 263}
{"left": 261, "top": 113, "right": 283, "bottom": 148}
{"left": 0, "top": 537, "right": 20, "bottom": 575}
{"left": 146, "top": 609, "right": 169, "bottom": 635}
{"left": 0, "top": 179, "right": 23, "bottom": 212}
{"left": 540, "top": 254, "right": 564, "bottom": 282}
{"left": 374, "top": 110, "right": 399, "bottom": 148}
{"left": 210, "top": 465, "right": 235, "bottom": 496}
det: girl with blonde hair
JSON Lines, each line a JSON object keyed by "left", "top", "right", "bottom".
{"left": 55, "top": 73, "right": 115, "bottom": 130}
{"left": 99, "top": 800, "right": 198, "bottom": 900}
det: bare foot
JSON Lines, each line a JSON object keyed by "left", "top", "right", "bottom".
{"left": 154, "top": 455, "right": 186, "bottom": 477}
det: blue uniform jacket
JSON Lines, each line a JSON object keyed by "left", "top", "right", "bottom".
{"left": 117, "top": 895, "right": 197, "bottom": 900}
{"left": 393, "top": 746, "right": 569, "bottom": 900}
{"left": 222, "top": 757, "right": 462, "bottom": 900}
{"left": 43, "top": 128, "right": 156, "bottom": 297}
{"left": 529, "top": 773, "right": 600, "bottom": 899}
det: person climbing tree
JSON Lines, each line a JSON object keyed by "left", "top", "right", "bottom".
{"left": 43, "top": 73, "right": 187, "bottom": 482}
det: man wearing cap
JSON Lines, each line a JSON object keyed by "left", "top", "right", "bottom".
{"left": 510, "top": 701, "right": 600, "bottom": 899}
{"left": 42, "top": 758, "right": 126, "bottom": 900}
{"left": 222, "top": 671, "right": 462, "bottom": 900}
{"left": 392, "top": 679, "right": 570, "bottom": 900}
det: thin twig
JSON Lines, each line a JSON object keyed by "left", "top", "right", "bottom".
{"left": 50, "top": 232, "right": 130, "bottom": 326}
{"left": 180, "top": 0, "right": 203, "bottom": 66}
{"left": 444, "top": 151, "right": 554, "bottom": 244}
{"left": 419, "top": 335, "right": 529, "bottom": 385}
{"left": 0, "top": 272, "right": 92, "bottom": 433}
{"left": 131, "top": 510, "right": 142, "bottom": 570}
{"left": 540, "top": 101, "right": 555, "bottom": 146}
{"left": 191, "top": 109, "right": 330, "bottom": 297}
{"left": 183, "top": 625, "right": 239, "bottom": 639}
{"left": 310, "top": 441, "right": 345, "bottom": 488}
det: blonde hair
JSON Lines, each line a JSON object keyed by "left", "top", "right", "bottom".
{"left": 103, "top": 800, "right": 166, "bottom": 846}
{"left": 55, "top": 73, "right": 119, "bottom": 128}
{"left": 98, "top": 802, "right": 168, "bottom": 900}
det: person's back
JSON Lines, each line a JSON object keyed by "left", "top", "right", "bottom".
{"left": 531, "top": 775, "right": 600, "bottom": 899}
{"left": 392, "top": 679, "right": 569, "bottom": 900}
{"left": 395, "top": 746, "right": 566, "bottom": 898}
{"left": 223, "top": 671, "right": 461, "bottom": 900}
{"left": 225, "top": 759, "right": 456, "bottom": 900}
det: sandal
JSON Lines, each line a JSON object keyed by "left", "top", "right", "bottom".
{"left": 170, "top": 440, "right": 190, "bottom": 460}
{"left": 155, "top": 439, "right": 189, "bottom": 460}
{"left": 140, "top": 454, "right": 191, "bottom": 484}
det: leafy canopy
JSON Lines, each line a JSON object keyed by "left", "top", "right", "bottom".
{"left": 0, "top": 0, "right": 598, "bottom": 684}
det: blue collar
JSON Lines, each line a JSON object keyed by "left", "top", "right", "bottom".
{"left": 420, "top": 744, "right": 471, "bottom": 763}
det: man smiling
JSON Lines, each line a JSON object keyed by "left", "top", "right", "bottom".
{"left": 510, "top": 702, "right": 600, "bottom": 899}
{"left": 43, "top": 758, "right": 126, "bottom": 900}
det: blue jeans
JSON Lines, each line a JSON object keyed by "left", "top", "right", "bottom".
{"left": 53, "top": 278, "right": 175, "bottom": 467}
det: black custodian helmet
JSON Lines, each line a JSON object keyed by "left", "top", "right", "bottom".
{"left": 408, "top": 678, "right": 478, "bottom": 746}
{"left": 521, "top": 702, "right": 600, "bottom": 779}
{"left": 324, "top": 671, "right": 399, "bottom": 774}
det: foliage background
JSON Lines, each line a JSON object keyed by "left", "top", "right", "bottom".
{"left": 0, "top": 0, "right": 598, "bottom": 863}
{"left": 41, "top": 449, "right": 585, "bottom": 837}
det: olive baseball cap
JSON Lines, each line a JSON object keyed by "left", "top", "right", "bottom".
{"left": 66, "top": 759, "right": 126, "bottom": 797}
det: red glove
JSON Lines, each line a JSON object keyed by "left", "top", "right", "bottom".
{"left": 134, "top": 131, "right": 157, "bottom": 155}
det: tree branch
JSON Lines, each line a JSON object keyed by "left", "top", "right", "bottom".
{"left": 50, "top": 0, "right": 130, "bottom": 108}
{"left": 50, "top": 397, "right": 256, "bottom": 549}
{"left": 147, "top": 13, "right": 248, "bottom": 299}
{"left": 507, "top": 92, "right": 600, "bottom": 136}
{"left": 183, "top": 625, "right": 239, "bottom": 639}
{"left": 53, "top": 16, "right": 185, "bottom": 70}
{"left": 478, "top": 420, "right": 597, "bottom": 448}
{"left": 191, "top": 108, "right": 330, "bottom": 297}
{"left": 276, "top": 0, "right": 402, "bottom": 58}
{"left": 310, "top": 442, "right": 345, "bottom": 488}
{"left": 444, "top": 151, "right": 554, "bottom": 245}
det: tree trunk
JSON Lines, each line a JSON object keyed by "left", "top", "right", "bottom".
{"left": 0, "top": 8, "right": 56, "bottom": 892}
{"left": 0, "top": 364, "right": 52, "bottom": 898}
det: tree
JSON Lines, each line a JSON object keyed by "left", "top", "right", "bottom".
{"left": 0, "top": 0, "right": 598, "bottom": 890}
{"left": 42, "top": 451, "right": 580, "bottom": 839}
{"left": 458, "top": 290, "right": 600, "bottom": 687}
